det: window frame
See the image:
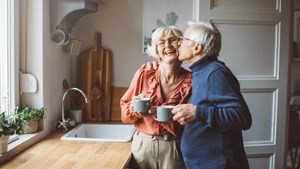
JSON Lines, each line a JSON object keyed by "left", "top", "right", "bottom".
{"left": 0, "top": 0, "right": 19, "bottom": 115}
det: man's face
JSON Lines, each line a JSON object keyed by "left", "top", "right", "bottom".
{"left": 178, "top": 28, "right": 195, "bottom": 65}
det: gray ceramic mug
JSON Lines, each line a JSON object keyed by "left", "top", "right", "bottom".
{"left": 133, "top": 98, "right": 151, "bottom": 114}
{"left": 154, "top": 105, "right": 174, "bottom": 122}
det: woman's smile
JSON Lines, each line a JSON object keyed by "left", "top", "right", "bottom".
{"left": 163, "top": 49, "right": 178, "bottom": 62}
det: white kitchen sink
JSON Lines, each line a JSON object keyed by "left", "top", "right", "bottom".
{"left": 61, "top": 123, "right": 136, "bottom": 142}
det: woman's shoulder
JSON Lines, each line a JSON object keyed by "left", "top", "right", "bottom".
{"left": 180, "top": 68, "right": 192, "bottom": 86}
{"left": 181, "top": 68, "right": 192, "bottom": 79}
{"left": 133, "top": 65, "right": 158, "bottom": 84}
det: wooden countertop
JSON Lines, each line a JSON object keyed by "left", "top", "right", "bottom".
{"left": 1, "top": 130, "right": 132, "bottom": 169}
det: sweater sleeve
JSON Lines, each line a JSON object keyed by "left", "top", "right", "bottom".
{"left": 195, "top": 68, "right": 252, "bottom": 130}
{"left": 120, "top": 67, "right": 147, "bottom": 123}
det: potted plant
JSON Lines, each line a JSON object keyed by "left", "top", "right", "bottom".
{"left": 15, "top": 106, "right": 46, "bottom": 134}
{"left": 0, "top": 112, "right": 19, "bottom": 153}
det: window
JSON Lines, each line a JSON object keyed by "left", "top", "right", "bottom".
{"left": 0, "top": 0, "right": 19, "bottom": 115}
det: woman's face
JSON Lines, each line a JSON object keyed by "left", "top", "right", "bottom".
{"left": 156, "top": 33, "right": 180, "bottom": 64}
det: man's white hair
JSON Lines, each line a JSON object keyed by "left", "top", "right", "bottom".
{"left": 187, "top": 21, "right": 221, "bottom": 57}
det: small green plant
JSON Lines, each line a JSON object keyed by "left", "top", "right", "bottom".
{"left": 0, "top": 112, "right": 19, "bottom": 137}
{"left": 15, "top": 106, "right": 46, "bottom": 134}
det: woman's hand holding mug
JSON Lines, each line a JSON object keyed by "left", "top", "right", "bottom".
{"left": 131, "top": 94, "right": 151, "bottom": 117}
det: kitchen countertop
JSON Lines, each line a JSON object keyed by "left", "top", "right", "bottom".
{"left": 1, "top": 130, "right": 132, "bottom": 169}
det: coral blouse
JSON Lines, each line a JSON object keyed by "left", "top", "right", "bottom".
{"left": 120, "top": 66, "right": 192, "bottom": 137}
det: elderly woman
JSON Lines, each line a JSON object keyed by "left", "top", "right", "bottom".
{"left": 120, "top": 26, "right": 192, "bottom": 169}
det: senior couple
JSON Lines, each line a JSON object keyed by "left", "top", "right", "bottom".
{"left": 120, "top": 21, "right": 252, "bottom": 169}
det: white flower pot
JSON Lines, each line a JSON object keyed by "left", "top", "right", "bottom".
{"left": 0, "top": 135, "right": 9, "bottom": 153}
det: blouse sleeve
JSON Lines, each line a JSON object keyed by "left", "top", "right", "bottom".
{"left": 120, "top": 67, "right": 148, "bottom": 123}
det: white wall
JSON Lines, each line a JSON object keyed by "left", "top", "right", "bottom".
{"left": 43, "top": 0, "right": 72, "bottom": 133}
{"left": 20, "top": 0, "right": 71, "bottom": 136}
{"left": 70, "top": 0, "right": 152, "bottom": 87}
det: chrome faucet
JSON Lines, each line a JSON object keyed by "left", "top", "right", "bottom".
{"left": 58, "top": 87, "right": 88, "bottom": 132}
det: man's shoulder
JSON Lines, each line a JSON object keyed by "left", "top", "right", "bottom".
{"left": 210, "top": 59, "right": 226, "bottom": 69}
{"left": 208, "top": 60, "right": 231, "bottom": 73}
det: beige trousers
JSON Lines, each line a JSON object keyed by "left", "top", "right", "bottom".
{"left": 131, "top": 131, "right": 186, "bottom": 169}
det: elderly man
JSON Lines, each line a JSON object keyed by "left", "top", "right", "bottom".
{"left": 171, "top": 21, "right": 252, "bottom": 169}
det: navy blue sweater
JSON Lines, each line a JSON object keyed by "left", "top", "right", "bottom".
{"left": 181, "top": 55, "right": 252, "bottom": 169}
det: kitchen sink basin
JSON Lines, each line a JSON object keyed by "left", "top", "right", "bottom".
{"left": 61, "top": 123, "right": 136, "bottom": 142}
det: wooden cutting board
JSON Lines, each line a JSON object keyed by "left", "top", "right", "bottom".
{"left": 77, "top": 32, "right": 112, "bottom": 121}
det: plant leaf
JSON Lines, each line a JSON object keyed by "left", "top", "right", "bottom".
{"left": 165, "top": 12, "right": 178, "bottom": 26}
{"left": 156, "top": 19, "right": 166, "bottom": 27}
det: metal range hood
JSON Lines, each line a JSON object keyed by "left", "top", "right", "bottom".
{"left": 51, "top": 0, "right": 100, "bottom": 33}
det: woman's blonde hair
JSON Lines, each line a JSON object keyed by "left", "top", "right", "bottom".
{"left": 146, "top": 26, "right": 183, "bottom": 59}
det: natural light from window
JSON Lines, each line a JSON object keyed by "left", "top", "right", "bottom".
{"left": 0, "top": 0, "right": 17, "bottom": 116}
